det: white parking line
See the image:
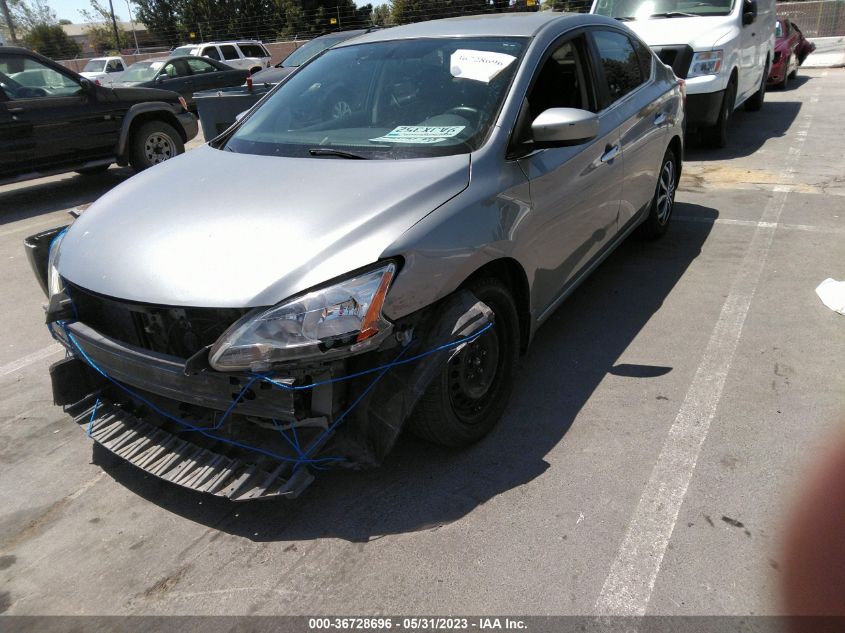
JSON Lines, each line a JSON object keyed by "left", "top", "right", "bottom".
{"left": 596, "top": 86, "right": 820, "bottom": 615}
{"left": 0, "top": 344, "right": 64, "bottom": 378}
{"left": 674, "top": 216, "right": 845, "bottom": 235}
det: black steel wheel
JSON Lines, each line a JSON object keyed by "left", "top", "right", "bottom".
{"left": 705, "top": 80, "right": 736, "bottom": 148}
{"left": 408, "top": 277, "right": 519, "bottom": 448}
{"left": 129, "top": 120, "right": 185, "bottom": 172}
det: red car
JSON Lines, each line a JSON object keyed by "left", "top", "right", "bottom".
{"left": 768, "top": 18, "right": 816, "bottom": 89}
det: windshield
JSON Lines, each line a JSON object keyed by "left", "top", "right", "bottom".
{"left": 172, "top": 46, "right": 196, "bottom": 56}
{"left": 593, "top": 0, "right": 734, "bottom": 19}
{"left": 82, "top": 59, "right": 106, "bottom": 72}
{"left": 224, "top": 37, "right": 526, "bottom": 160}
{"left": 775, "top": 20, "right": 784, "bottom": 37}
{"left": 280, "top": 34, "right": 358, "bottom": 67}
{"left": 121, "top": 61, "right": 163, "bottom": 82}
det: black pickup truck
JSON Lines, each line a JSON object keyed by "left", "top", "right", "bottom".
{"left": 0, "top": 46, "right": 198, "bottom": 185}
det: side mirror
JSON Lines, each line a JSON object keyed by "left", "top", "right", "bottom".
{"left": 743, "top": 0, "right": 757, "bottom": 25}
{"left": 531, "top": 107, "right": 599, "bottom": 147}
{"left": 235, "top": 110, "right": 248, "bottom": 122}
{"left": 79, "top": 77, "right": 94, "bottom": 93}
{"left": 156, "top": 75, "right": 167, "bottom": 83}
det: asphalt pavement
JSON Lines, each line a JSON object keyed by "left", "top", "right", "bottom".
{"left": 0, "top": 69, "right": 843, "bottom": 616}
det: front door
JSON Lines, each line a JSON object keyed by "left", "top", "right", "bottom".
{"left": 517, "top": 34, "right": 622, "bottom": 316}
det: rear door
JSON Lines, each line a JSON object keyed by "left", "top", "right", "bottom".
{"left": 219, "top": 44, "right": 244, "bottom": 69}
{"left": 517, "top": 33, "right": 623, "bottom": 311}
{"left": 0, "top": 87, "right": 32, "bottom": 177}
{"left": 589, "top": 28, "right": 668, "bottom": 226}
{"left": 186, "top": 58, "right": 231, "bottom": 92}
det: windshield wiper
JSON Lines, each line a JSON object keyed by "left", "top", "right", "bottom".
{"left": 308, "top": 148, "right": 369, "bottom": 159}
{"left": 614, "top": 16, "right": 637, "bottom": 20}
{"left": 650, "top": 11, "right": 699, "bottom": 17}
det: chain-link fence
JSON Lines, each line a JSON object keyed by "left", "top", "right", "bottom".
{"left": 777, "top": 0, "right": 845, "bottom": 37}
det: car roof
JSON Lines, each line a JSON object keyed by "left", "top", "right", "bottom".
{"left": 336, "top": 12, "right": 601, "bottom": 45}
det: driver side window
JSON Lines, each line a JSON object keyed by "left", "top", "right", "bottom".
{"left": 162, "top": 60, "right": 190, "bottom": 78}
{"left": 526, "top": 37, "right": 596, "bottom": 121}
{"left": 0, "top": 54, "right": 81, "bottom": 100}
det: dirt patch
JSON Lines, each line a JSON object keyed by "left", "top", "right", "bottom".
{"left": 0, "top": 555, "right": 15, "bottom": 570}
{"left": 140, "top": 564, "right": 192, "bottom": 599}
{"left": 0, "top": 591, "right": 11, "bottom": 613}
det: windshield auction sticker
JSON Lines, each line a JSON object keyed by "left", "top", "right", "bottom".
{"left": 371, "top": 125, "right": 465, "bottom": 144}
{"left": 450, "top": 49, "right": 516, "bottom": 83}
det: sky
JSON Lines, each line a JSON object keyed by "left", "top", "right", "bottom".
{"left": 54, "top": 0, "right": 131, "bottom": 23}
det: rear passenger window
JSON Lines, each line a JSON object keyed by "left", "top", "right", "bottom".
{"left": 238, "top": 44, "right": 266, "bottom": 58}
{"left": 220, "top": 45, "right": 239, "bottom": 60}
{"left": 527, "top": 37, "right": 596, "bottom": 120}
{"left": 593, "top": 30, "right": 645, "bottom": 105}
{"left": 201, "top": 46, "right": 221, "bottom": 60}
{"left": 631, "top": 37, "right": 653, "bottom": 81}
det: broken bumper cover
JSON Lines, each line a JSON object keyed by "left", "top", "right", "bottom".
{"left": 67, "top": 395, "right": 314, "bottom": 500}
{"left": 45, "top": 290, "right": 494, "bottom": 500}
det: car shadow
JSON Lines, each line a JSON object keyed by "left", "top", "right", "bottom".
{"left": 93, "top": 202, "right": 716, "bottom": 542}
{"left": 782, "top": 74, "right": 812, "bottom": 91}
{"left": 0, "top": 167, "right": 133, "bottom": 227}
{"left": 685, "top": 100, "right": 802, "bottom": 161}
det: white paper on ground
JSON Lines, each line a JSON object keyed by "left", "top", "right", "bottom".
{"left": 815, "top": 278, "right": 845, "bottom": 315}
{"left": 449, "top": 49, "right": 516, "bottom": 83}
{"left": 371, "top": 125, "right": 465, "bottom": 144}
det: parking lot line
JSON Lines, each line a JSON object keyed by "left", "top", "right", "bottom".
{"left": 596, "top": 80, "right": 823, "bottom": 615}
{"left": 674, "top": 216, "right": 845, "bottom": 235}
{"left": 0, "top": 344, "right": 64, "bottom": 378}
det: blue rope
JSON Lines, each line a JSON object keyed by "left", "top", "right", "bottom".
{"left": 53, "top": 318, "right": 492, "bottom": 471}
{"left": 86, "top": 398, "right": 100, "bottom": 436}
{"left": 253, "top": 322, "right": 493, "bottom": 391}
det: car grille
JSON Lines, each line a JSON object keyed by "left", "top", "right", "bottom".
{"left": 652, "top": 45, "right": 695, "bottom": 79}
{"left": 65, "top": 282, "right": 251, "bottom": 359}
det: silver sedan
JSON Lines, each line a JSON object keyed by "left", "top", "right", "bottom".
{"left": 30, "top": 12, "right": 685, "bottom": 500}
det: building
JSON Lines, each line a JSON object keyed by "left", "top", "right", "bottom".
{"left": 60, "top": 20, "right": 161, "bottom": 56}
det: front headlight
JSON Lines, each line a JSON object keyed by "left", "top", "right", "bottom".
{"left": 687, "top": 50, "right": 723, "bottom": 78}
{"left": 209, "top": 263, "right": 396, "bottom": 371}
{"left": 47, "top": 229, "right": 67, "bottom": 298}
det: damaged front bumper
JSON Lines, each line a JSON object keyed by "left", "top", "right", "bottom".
{"left": 42, "top": 286, "right": 492, "bottom": 501}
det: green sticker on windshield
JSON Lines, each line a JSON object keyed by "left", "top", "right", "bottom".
{"left": 370, "top": 125, "right": 465, "bottom": 144}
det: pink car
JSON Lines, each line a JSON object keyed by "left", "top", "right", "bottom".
{"left": 768, "top": 18, "right": 816, "bottom": 89}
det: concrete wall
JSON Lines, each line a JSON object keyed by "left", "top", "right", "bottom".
{"left": 57, "top": 40, "right": 305, "bottom": 73}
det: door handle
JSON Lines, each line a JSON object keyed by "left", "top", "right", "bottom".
{"left": 7, "top": 107, "right": 24, "bottom": 114}
{"left": 601, "top": 144, "right": 620, "bottom": 163}
{"left": 654, "top": 112, "right": 667, "bottom": 126}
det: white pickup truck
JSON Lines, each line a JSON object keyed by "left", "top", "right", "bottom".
{"left": 79, "top": 56, "right": 127, "bottom": 86}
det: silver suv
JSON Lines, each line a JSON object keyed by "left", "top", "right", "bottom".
{"left": 171, "top": 40, "right": 271, "bottom": 74}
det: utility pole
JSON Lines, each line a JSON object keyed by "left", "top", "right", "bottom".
{"left": 0, "top": 0, "right": 18, "bottom": 44}
{"left": 107, "top": 0, "right": 121, "bottom": 52}
{"left": 125, "top": 0, "right": 140, "bottom": 53}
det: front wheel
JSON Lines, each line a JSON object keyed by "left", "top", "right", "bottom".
{"left": 639, "top": 147, "right": 678, "bottom": 240}
{"left": 129, "top": 120, "right": 184, "bottom": 172}
{"left": 408, "top": 277, "right": 519, "bottom": 448}
{"left": 705, "top": 80, "right": 736, "bottom": 148}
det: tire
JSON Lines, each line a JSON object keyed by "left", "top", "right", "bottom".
{"left": 705, "top": 79, "right": 736, "bottom": 148}
{"left": 75, "top": 164, "right": 110, "bottom": 176}
{"left": 745, "top": 65, "right": 768, "bottom": 111}
{"left": 129, "top": 120, "right": 184, "bottom": 172}
{"left": 408, "top": 277, "right": 520, "bottom": 448}
{"left": 638, "top": 147, "right": 678, "bottom": 240}
{"left": 776, "top": 58, "right": 791, "bottom": 90}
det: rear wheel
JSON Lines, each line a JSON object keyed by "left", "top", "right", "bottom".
{"left": 408, "top": 277, "right": 519, "bottom": 448}
{"left": 639, "top": 147, "right": 678, "bottom": 240}
{"left": 705, "top": 79, "right": 736, "bottom": 148}
{"left": 129, "top": 120, "right": 184, "bottom": 172}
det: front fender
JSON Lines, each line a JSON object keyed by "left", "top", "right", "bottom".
{"left": 116, "top": 102, "right": 184, "bottom": 159}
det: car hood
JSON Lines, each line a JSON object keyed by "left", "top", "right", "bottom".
{"left": 250, "top": 65, "right": 295, "bottom": 85}
{"left": 58, "top": 145, "right": 470, "bottom": 308}
{"left": 623, "top": 15, "right": 733, "bottom": 50}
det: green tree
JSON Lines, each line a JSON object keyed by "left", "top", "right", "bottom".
{"left": 391, "top": 0, "right": 489, "bottom": 24}
{"left": 371, "top": 2, "right": 391, "bottom": 24}
{"left": 79, "top": 0, "right": 129, "bottom": 53}
{"left": 23, "top": 22, "right": 81, "bottom": 58}
{"left": 9, "top": 0, "right": 57, "bottom": 30}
